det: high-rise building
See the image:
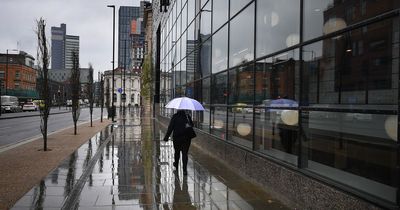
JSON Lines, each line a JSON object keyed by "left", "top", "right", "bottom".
{"left": 65, "top": 35, "right": 79, "bottom": 70}
{"left": 118, "top": 5, "right": 144, "bottom": 69}
{"left": 51, "top": 24, "right": 66, "bottom": 69}
{"left": 51, "top": 24, "right": 79, "bottom": 69}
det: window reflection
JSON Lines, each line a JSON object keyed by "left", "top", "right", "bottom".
{"left": 211, "top": 106, "right": 226, "bottom": 139}
{"left": 230, "top": 0, "right": 252, "bottom": 17}
{"left": 228, "top": 106, "right": 253, "bottom": 148}
{"left": 186, "top": 50, "right": 196, "bottom": 83}
{"left": 188, "top": 0, "right": 195, "bottom": 24}
{"left": 212, "top": 25, "right": 228, "bottom": 73}
{"left": 228, "top": 64, "right": 254, "bottom": 105}
{"left": 229, "top": 3, "right": 254, "bottom": 67}
{"left": 254, "top": 50, "right": 300, "bottom": 165}
{"left": 200, "top": 1, "right": 212, "bottom": 39}
{"left": 211, "top": 72, "right": 227, "bottom": 105}
{"left": 303, "top": 18, "right": 399, "bottom": 105}
{"left": 303, "top": 0, "right": 400, "bottom": 41}
{"left": 212, "top": 0, "right": 228, "bottom": 31}
{"left": 201, "top": 77, "right": 210, "bottom": 105}
{"left": 256, "top": 0, "right": 300, "bottom": 58}
{"left": 255, "top": 50, "right": 300, "bottom": 104}
{"left": 302, "top": 111, "right": 398, "bottom": 202}
{"left": 199, "top": 39, "right": 211, "bottom": 77}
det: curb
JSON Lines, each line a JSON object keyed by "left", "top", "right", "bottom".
{"left": 0, "top": 110, "right": 71, "bottom": 120}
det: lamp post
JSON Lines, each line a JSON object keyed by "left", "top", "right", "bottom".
{"left": 107, "top": 5, "right": 116, "bottom": 122}
{"left": 100, "top": 72, "right": 104, "bottom": 122}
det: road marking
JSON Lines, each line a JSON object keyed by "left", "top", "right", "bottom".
{"left": 0, "top": 126, "right": 12, "bottom": 131}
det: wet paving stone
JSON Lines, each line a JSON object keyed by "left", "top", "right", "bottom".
{"left": 12, "top": 109, "right": 290, "bottom": 210}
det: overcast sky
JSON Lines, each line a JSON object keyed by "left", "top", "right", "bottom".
{"left": 0, "top": 0, "right": 142, "bottom": 81}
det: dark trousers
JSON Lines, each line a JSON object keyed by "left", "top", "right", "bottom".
{"left": 173, "top": 138, "right": 192, "bottom": 171}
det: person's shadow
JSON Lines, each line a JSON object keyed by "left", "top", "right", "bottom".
{"left": 169, "top": 173, "right": 196, "bottom": 210}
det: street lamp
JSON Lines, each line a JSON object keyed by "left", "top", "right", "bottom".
{"left": 107, "top": 4, "right": 116, "bottom": 122}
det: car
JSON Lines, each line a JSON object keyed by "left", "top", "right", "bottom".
{"left": 33, "top": 100, "right": 45, "bottom": 109}
{"left": 66, "top": 100, "right": 72, "bottom": 107}
{"left": 1, "top": 95, "right": 22, "bottom": 112}
{"left": 232, "top": 103, "right": 247, "bottom": 113}
{"left": 22, "top": 102, "right": 38, "bottom": 111}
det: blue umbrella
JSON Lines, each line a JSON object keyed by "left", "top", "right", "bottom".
{"left": 270, "top": 98, "right": 298, "bottom": 108}
{"left": 165, "top": 97, "right": 205, "bottom": 111}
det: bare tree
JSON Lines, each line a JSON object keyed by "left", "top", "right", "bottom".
{"left": 87, "top": 64, "right": 94, "bottom": 127}
{"left": 70, "top": 50, "right": 80, "bottom": 135}
{"left": 36, "top": 18, "right": 51, "bottom": 151}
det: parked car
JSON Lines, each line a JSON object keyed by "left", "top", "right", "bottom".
{"left": 66, "top": 100, "right": 72, "bottom": 107}
{"left": 22, "top": 102, "right": 38, "bottom": 111}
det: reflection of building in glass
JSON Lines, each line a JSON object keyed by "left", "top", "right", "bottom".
{"left": 152, "top": 0, "right": 400, "bottom": 208}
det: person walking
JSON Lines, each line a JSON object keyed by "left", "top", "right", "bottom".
{"left": 163, "top": 109, "right": 194, "bottom": 176}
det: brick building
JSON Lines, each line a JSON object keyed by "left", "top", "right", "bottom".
{"left": 0, "top": 51, "right": 38, "bottom": 100}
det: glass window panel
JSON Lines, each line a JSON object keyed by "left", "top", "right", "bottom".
{"left": 230, "top": 0, "right": 252, "bottom": 17}
{"left": 177, "top": 14, "right": 182, "bottom": 39}
{"left": 212, "top": 0, "right": 228, "bottom": 32}
{"left": 303, "top": 0, "right": 400, "bottom": 41}
{"left": 182, "top": 31, "right": 187, "bottom": 60}
{"left": 255, "top": 50, "right": 300, "bottom": 104}
{"left": 188, "top": 0, "right": 195, "bottom": 24}
{"left": 200, "top": 1, "right": 212, "bottom": 40}
{"left": 198, "top": 105, "right": 211, "bottom": 132}
{"left": 177, "top": 0, "right": 181, "bottom": 13}
{"left": 256, "top": 0, "right": 300, "bottom": 58}
{"left": 201, "top": 77, "right": 210, "bottom": 105}
{"left": 200, "top": 39, "right": 212, "bottom": 77}
{"left": 186, "top": 50, "right": 196, "bottom": 83}
{"left": 228, "top": 106, "right": 253, "bottom": 148}
{"left": 211, "top": 106, "right": 226, "bottom": 139}
{"left": 229, "top": 3, "right": 254, "bottom": 67}
{"left": 182, "top": 4, "right": 188, "bottom": 31}
{"left": 302, "top": 111, "right": 397, "bottom": 203}
{"left": 176, "top": 38, "right": 181, "bottom": 63}
{"left": 302, "top": 18, "right": 398, "bottom": 105}
{"left": 254, "top": 106, "right": 299, "bottom": 165}
{"left": 228, "top": 64, "right": 254, "bottom": 105}
{"left": 201, "top": 0, "right": 209, "bottom": 9}
{"left": 212, "top": 24, "right": 228, "bottom": 73}
{"left": 187, "top": 23, "right": 195, "bottom": 55}
{"left": 211, "top": 72, "right": 227, "bottom": 105}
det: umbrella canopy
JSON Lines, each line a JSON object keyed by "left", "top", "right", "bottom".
{"left": 270, "top": 98, "right": 298, "bottom": 107}
{"left": 165, "top": 97, "right": 205, "bottom": 111}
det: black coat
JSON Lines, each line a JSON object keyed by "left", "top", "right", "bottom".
{"left": 164, "top": 110, "right": 194, "bottom": 141}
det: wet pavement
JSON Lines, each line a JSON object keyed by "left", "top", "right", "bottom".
{"left": 12, "top": 108, "right": 290, "bottom": 209}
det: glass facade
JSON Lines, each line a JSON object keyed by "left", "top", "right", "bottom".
{"left": 157, "top": 0, "right": 400, "bottom": 206}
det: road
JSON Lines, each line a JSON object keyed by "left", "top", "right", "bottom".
{"left": 0, "top": 108, "right": 107, "bottom": 148}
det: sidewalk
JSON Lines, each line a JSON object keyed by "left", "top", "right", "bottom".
{"left": 8, "top": 108, "right": 291, "bottom": 209}
{"left": 0, "top": 119, "right": 111, "bottom": 210}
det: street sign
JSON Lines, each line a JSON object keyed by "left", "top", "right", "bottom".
{"left": 117, "top": 88, "right": 122, "bottom": 93}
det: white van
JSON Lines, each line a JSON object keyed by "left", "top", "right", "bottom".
{"left": 1, "top": 95, "right": 21, "bottom": 112}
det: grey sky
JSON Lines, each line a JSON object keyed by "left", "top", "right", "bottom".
{"left": 0, "top": 0, "right": 140, "bottom": 81}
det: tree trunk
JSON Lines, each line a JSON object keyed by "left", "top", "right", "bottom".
{"left": 90, "top": 114, "right": 93, "bottom": 127}
{"left": 74, "top": 122, "right": 77, "bottom": 135}
{"left": 43, "top": 119, "right": 47, "bottom": 151}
